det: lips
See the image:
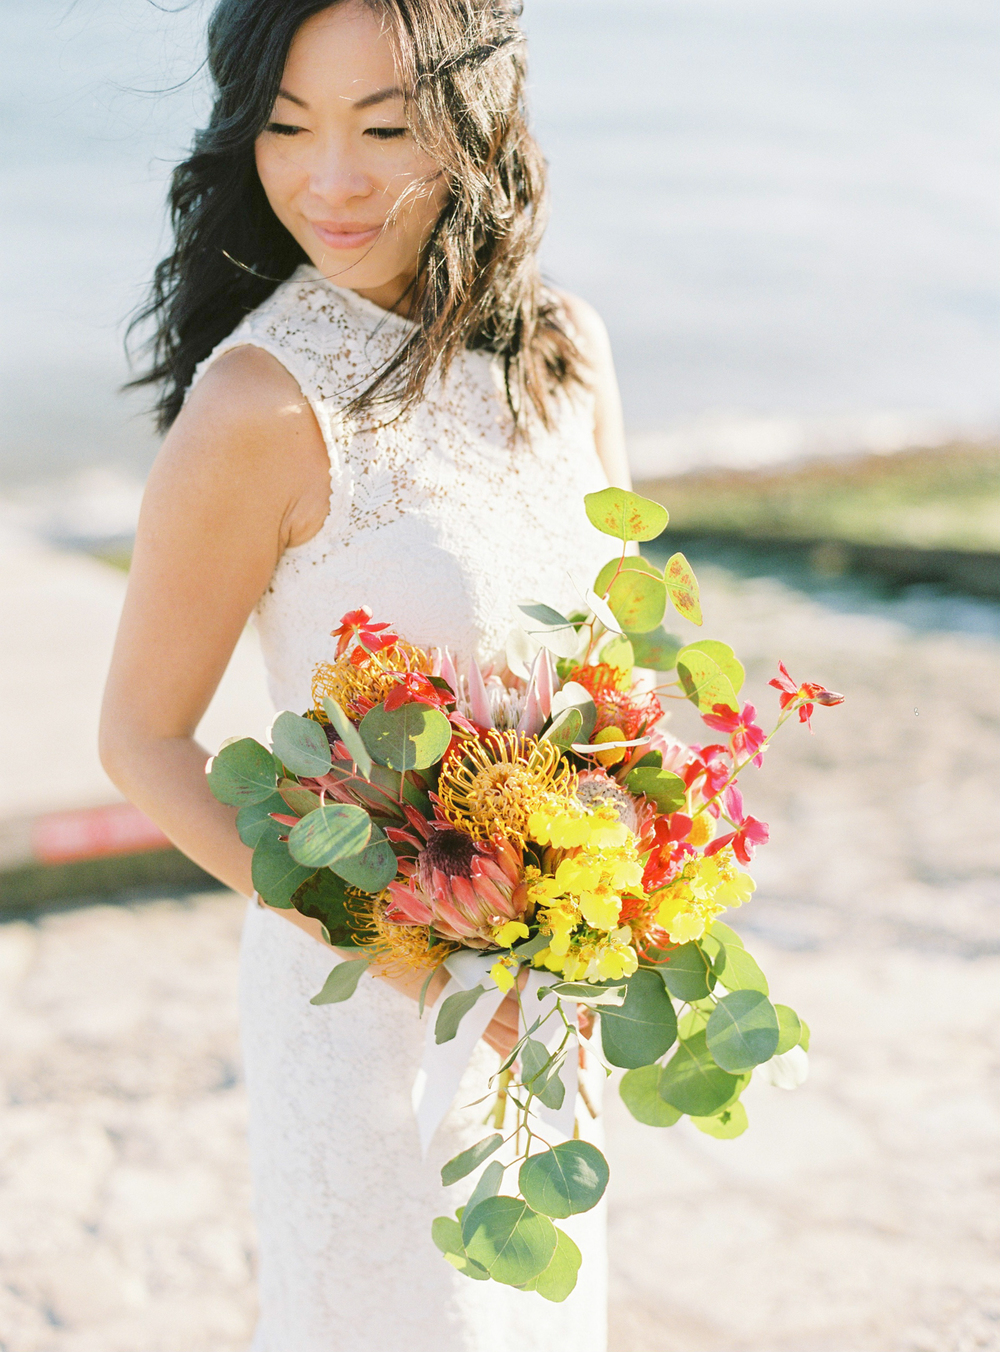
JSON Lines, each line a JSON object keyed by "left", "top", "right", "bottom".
{"left": 309, "top": 220, "right": 384, "bottom": 250}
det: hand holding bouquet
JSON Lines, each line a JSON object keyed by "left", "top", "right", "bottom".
{"left": 208, "top": 487, "right": 842, "bottom": 1300}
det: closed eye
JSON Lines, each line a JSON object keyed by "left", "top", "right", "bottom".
{"left": 265, "top": 121, "right": 303, "bottom": 137}
{"left": 366, "top": 126, "right": 407, "bottom": 140}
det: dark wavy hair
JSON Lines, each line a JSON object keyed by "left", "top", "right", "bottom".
{"left": 128, "top": 0, "right": 584, "bottom": 432}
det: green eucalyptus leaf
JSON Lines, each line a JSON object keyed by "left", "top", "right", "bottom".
{"left": 532, "top": 1227, "right": 582, "bottom": 1302}
{"left": 717, "top": 944, "right": 769, "bottom": 995}
{"left": 599, "top": 968, "right": 678, "bottom": 1069}
{"left": 462, "top": 1197, "right": 558, "bottom": 1287}
{"left": 774, "top": 1004, "right": 803, "bottom": 1055}
{"left": 251, "top": 834, "right": 315, "bottom": 908}
{"left": 681, "top": 640, "right": 745, "bottom": 695}
{"left": 705, "top": 990, "right": 780, "bottom": 1072}
{"left": 619, "top": 1063, "right": 683, "bottom": 1127}
{"left": 291, "top": 869, "right": 368, "bottom": 947}
{"left": 691, "top": 1100, "right": 749, "bottom": 1139}
{"left": 663, "top": 552, "right": 703, "bottom": 626}
{"left": 542, "top": 705, "right": 584, "bottom": 749}
{"left": 207, "top": 738, "right": 279, "bottom": 806}
{"left": 519, "top": 602, "right": 573, "bottom": 628}
{"left": 709, "top": 920, "right": 745, "bottom": 949}
{"left": 518, "top": 1141, "right": 609, "bottom": 1219}
{"left": 593, "top": 555, "right": 662, "bottom": 596}
{"left": 277, "top": 778, "right": 323, "bottom": 817}
{"left": 431, "top": 1217, "right": 490, "bottom": 1280}
{"left": 235, "top": 793, "right": 286, "bottom": 848}
{"left": 626, "top": 627, "right": 683, "bottom": 670}
{"left": 287, "top": 803, "right": 372, "bottom": 869}
{"left": 607, "top": 569, "right": 668, "bottom": 633}
{"left": 441, "top": 1134, "right": 505, "bottom": 1187}
{"left": 625, "top": 766, "right": 687, "bottom": 814}
{"left": 462, "top": 1160, "right": 504, "bottom": 1236}
{"left": 599, "top": 633, "right": 635, "bottom": 675}
{"left": 309, "top": 957, "right": 371, "bottom": 1005}
{"left": 584, "top": 487, "right": 669, "bottom": 541}
{"left": 798, "top": 1017, "right": 811, "bottom": 1051}
{"left": 322, "top": 696, "right": 373, "bottom": 779}
{"left": 270, "top": 711, "right": 333, "bottom": 777}
{"left": 547, "top": 683, "right": 597, "bottom": 743}
{"left": 520, "top": 1039, "right": 566, "bottom": 1109}
{"left": 676, "top": 646, "right": 739, "bottom": 715}
{"left": 659, "top": 1030, "right": 740, "bottom": 1115}
{"left": 656, "top": 942, "right": 717, "bottom": 1000}
{"left": 329, "top": 827, "right": 398, "bottom": 892}
{"left": 359, "top": 701, "right": 453, "bottom": 771}
{"left": 435, "top": 984, "right": 487, "bottom": 1044}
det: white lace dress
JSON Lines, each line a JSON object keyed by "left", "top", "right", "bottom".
{"left": 193, "top": 265, "right": 614, "bottom": 1352}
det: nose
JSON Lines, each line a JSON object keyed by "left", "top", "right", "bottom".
{"left": 305, "top": 140, "right": 374, "bottom": 208}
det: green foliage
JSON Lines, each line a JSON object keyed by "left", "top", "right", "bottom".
{"left": 462, "top": 1197, "right": 558, "bottom": 1287}
{"left": 207, "top": 738, "right": 278, "bottom": 806}
{"left": 705, "top": 990, "right": 780, "bottom": 1071}
{"left": 309, "top": 957, "right": 371, "bottom": 1005}
{"left": 277, "top": 779, "right": 323, "bottom": 816}
{"left": 520, "top": 1039, "right": 565, "bottom": 1110}
{"left": 441, "top": 1134, "right": 504, "bottom": 1187}
{"left": 676, "top": 645, "right": 740, "bottom": 714}
{"left": 619, "top": 1064, "right": 683, "bottom": 1127}
{"left": 292, "top": 869, "right": 368, "bottom": 947}
{"left": 691, "top": 1101, "right": 749, "bottom": 1139}
{"left": 518, "top": 1142, "right": 609, "bottom": 1219}
{"left": 287, "top": 803, "right": 372, "bottom": 869}
{"left": 607, "top": 569, "right": 668, "bottom": 632}
{"left": 235, "top": 793, "right": 286, "bottom": 848}
{"left": 359, "top": 701, "right": 453, "bottom": 771}
{"left": 584, "top": 487, "right": 669, "bottom": 542}
{"left": 681, "top": 640, "right": 745, "bottom": 695}
{"left": 709, "top": 920, "right": 745, "bottom": 949}
{"left": 774, "top": 1004, "right": 803, "bottom": 1054}
{"left": 251, "top": 834, "right": 315, "bottom": 908}
{"left": 431, "top": 1217, "right": 489, "bottom": 1281}
{"left": 270, "top": 711, "right": 332, "bottom": 778}
{"left": 599, "top": 633, "right": 635, "bottom": 674}
{"left": 435, "top": 984, "right": 487, "bottom": 1044}
{"left": 517, "top": 603, "right": 581, "bottom": 660}
{"left": 599, "top": 968, "right": 678, "bottom": 1068}
{"left": 546, "top": 683, "right": 596, "bottom": 744}
{"left": 798, "top": 1017, "right": 811, "bottom": 1051}
{"left": 529, "top": 1228, "right": 582, "bottom": 1302}
{"left": 542, "top": 706, "right": 584, "bottom": 749}
{"left": 322, "top": 696, "right": 373, "bottom": 779}
{"left": 663, "top": 552, "right": 703, "bottom": 626}
{"left": 593, "top": 555, "right": 660, "bottom": 596}
{"left": 656, "top": 942, "right": 717, "bottom": 1000}
{"left": 463, "top": 1159, "right": 504, "bottom": 1223}
{"left": 329, "top": 827, "right": 398, "bottom": 892}
{"left": 659, "top": 1030, "right": 740, "bottom": 1116}
{"left": 717, "top": 944, "right": 769, "bottom": 995}
{"left": 625, "top": 766, "right": 687, "bottom": 814}
{"left": 626, "top": 627, "right": 682, "bottom": 670}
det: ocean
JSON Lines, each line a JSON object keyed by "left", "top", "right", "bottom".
{"left": 1, "top": 0, "right": 998, "bottom": 527}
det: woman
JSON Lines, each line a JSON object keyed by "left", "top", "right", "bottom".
{"left": 101, "top": 1, "right": 629, "bottom": 1347}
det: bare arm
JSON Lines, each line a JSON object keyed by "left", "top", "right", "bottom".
{"left": 560, "top": 292, "right": 632, "bottom": 490}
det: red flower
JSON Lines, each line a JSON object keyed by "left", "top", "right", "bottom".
{"left": 331, "top": 606, "right": 398, "bottom": 659}
{"left": 702, "top": 702, "right": 767, "bottom": 768}
{"left": 769, "top": 661, "right": 844, "bottom": 731}
{"left": 383, "top": 672, "right": 452, "bottom": 713}
{"left": 704, "top": 787, "right": 769, "bottom": 865}
{"left": 571, "top": 663, "right": 663, "bottom": 740}
{"left": 682, "top": 743, "right": 732, "bottom": 798}
{"left": 641, "top": 812, "right": 696, "bottom": 890}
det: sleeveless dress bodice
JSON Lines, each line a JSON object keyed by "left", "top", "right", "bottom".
{"left": 195, "top": 264, "right": 612, "bottom": 713}
{"left": 192, "top": 266, "right": 611, "bottom": 1352}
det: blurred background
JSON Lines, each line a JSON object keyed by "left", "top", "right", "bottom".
{"left": 1, "top": 1, "right": 998, "bottom": 1349}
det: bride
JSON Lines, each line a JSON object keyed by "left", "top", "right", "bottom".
{"left": 101, "top": 1, "right": 629, "bottom": 1347}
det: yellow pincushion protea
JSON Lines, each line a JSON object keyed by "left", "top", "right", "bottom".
{"left": 312, "top": 640, "right": 432, "bottom": 719}
{"left": 652, "top": 848, "right": 755, "bottom": 943}
{"left": 436, "top": 732, "right": 576, "bottom": 845}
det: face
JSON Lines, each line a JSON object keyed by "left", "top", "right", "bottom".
{"left": 255, "top": 2, "right": 448, "bottom": 312}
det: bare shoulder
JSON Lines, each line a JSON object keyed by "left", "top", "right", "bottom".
{"left": 177, "top": 345, "right": 323, "bottom": 454}
{"left": 554, "top": 290, "right": 614, "bottom": 364}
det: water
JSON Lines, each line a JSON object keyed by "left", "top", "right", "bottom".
{"left": 1, "top": 0, "right": 998, "bottom": 496}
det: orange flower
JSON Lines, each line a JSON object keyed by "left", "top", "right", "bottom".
{"left": 571, "top": 663, "right": 663, "bottom": 740}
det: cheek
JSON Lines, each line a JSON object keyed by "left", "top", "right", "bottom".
{"left": 254, "top": 140, "right": 300, "bottom": 221}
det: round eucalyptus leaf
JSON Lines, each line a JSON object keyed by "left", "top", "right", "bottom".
{"left": 330, "top": 830, "right": 398, "bottom": 892}
{"left": 691, "top": 1100, "right": 749, "bottom": 1139}
{"left": 463, "top": 1197, "right": 557, "bottom": 1287}
{"left": 619, "top": 1064, "right": 683, "bottom": 1127}
{"left": 593, "top": 555, "right": 661, "bottom": 594}
{"left": 599, "top": 968, "right": 678, "bottom": 1069}
{"left": 656, "top": 943, "right": 716, "bottom": 1001}
{"left": 679, "top": 640, "right": 745, "bottom": 695}
{"left": 659, "top": 1030, "right": 740, "bottom": 1116}
{"left": 584, "top": 487, "right": 668, "bottom": 541}
{"left": 607, "top": 569, "right": 668, "bottom": 633}
{"left": 717, "top": 944, "right": 769, "bottom": 995}
{"left": 518, "top": 1141, "right": 609, "bottom": 1219}
{"left": 625, "top": 766, "right": 687, "bottom": 814}
{"left": 533, "top": 1228, "right": 583, "bottom": 1303}
{"left": 287, "top": 803, "right": 372, "bottom": 869}
{"left": 270, "top": 711, "right": 332, "bottom": 778}
{"left": 706, "top": 990, "right": 780, "bottom": 1072}
{"left": 626, "top": 627, "right": 682, "bottom": 671}
{"left": 676, "top": 647, "right": 739, "bottom": 715}
{"left": 207, "top": 738, "right": 279, "bottom": 806}
{"left": 250, "top": 834, "right": 315, "bottom": 908}
{"left": 359, "top": 701, "right": 453, "bottom": 771}
{"left": 235, "top": 792, "right": 287, "bottom": 848}
{"left": 774, "top": 1004, "right": 803, "bottom": 1055}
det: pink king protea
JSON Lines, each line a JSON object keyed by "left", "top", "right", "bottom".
{"left": 385, "top": 829, "right": 528, "bottom": 948}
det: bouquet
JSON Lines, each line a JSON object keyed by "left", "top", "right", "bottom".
{"left": 207, "top": 487, "right": 842, "bottom": 1301}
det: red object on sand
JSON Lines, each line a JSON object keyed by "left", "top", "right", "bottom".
{"left": 31, "top": 803, "right": 170, "bottom": 865}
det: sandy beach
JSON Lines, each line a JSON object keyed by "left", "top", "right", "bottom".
{"left": 1, "top": 547, "right": 998, "bottom": 1351}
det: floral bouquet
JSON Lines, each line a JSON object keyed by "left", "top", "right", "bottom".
{"left": 207, "top": 487, "right": 842, "bottom": 1301}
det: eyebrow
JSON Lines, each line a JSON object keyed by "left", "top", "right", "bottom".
{"left": 275, "top": 85, "right": 404, "bottom": 111}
